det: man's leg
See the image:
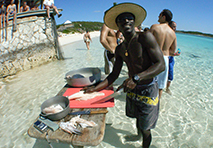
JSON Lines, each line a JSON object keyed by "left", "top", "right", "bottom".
{"left": 166, "top": 81, "right": 172, "bottom": 95}
{"left": 53, "top": 6, "right": 62, "bottom": 17}
{"left": 2, "top": 14, "right": 5, "bottom": 37}
{"left": 0, "top": 15, "right": 1, "bottom": 42}
{"left": 45, "top": 6, "right": 50, "bottom": 18}
{"left": 86, "top": 42, "right": 90, "bottom": 50}
{"left": 159, "top": 89, "right": 163, "bottom": 99}
{"left": 53, "top": 6, "right": 59, "bottom": 15}
{"left": 6, "top": 13, "right": 9, "bottom": 25}
{"left": 13, "top": 12, "right": 16, "bottom": 25}
{"left": 124, "top": 119, "right": 142, "bottom": 141}
{"left": 2, "top": 14, "right": 5, "bottom": 27}
{"left": 141, "top": 129, "right": 152, "bottom": 148}
{"left": 0, "top": 15, "right": 2, "bottom": 28}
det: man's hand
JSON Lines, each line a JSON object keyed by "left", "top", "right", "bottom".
{"left": 117, "top": 78, "right": 136, "bottom": 92}
{"left": 81, "top": 86, "right": 96, "bottom": 93}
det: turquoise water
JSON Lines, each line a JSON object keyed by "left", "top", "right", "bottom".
{"left": 0, "top": 33, "right": 213, "bottom": 148}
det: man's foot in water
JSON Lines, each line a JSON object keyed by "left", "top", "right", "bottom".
{"left": 166, "top": 88, "right": 172, "bottom": 95}
{"left": 124, "top": 134, "right": 142, "bottom": 142}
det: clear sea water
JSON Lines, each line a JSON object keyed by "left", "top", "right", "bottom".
{"left": 0, "top": 33, "right": 213, "bottom": 148}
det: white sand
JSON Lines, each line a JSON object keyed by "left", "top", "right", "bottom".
{"left": 58, "top": 31, "right": 100, "bottom": 46}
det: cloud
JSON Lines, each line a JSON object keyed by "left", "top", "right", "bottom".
{"left": 94, "top": 10, "right": 101, "bottom": 13}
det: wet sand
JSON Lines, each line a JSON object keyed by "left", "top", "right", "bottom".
{"left": 58, "top": 31, "right": 100, "bottom": 46}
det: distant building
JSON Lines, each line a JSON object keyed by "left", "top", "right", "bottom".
{"left": 57, "top": 20, "right": 74, "bottom": 31}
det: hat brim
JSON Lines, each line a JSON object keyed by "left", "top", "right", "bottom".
{"left": 104, "top": 3, "right": 147, "bottom": 30}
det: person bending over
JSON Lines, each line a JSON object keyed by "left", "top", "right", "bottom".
{"left": 83, "top": 3, "right": 165, "bottom": 147}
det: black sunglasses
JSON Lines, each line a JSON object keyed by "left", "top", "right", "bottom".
{"left": 117, "top": 16, "right": 134, "bottom": 22}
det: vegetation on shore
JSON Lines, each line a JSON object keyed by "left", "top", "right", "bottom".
{"left": 56, "top": 21, "right": 213, "bottom": 38}
{"left": 57, "top": 21, "right": 103, "bottom": 34}
{"left": 176, "top": 30, "right": 213, "bottom": 38}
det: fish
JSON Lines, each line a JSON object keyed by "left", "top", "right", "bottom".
{"left": 59, "top": 115, "right": 97, "bottom": 135}
{"left": 70, "top": 115, "right": 97, "bottom": 128}
{"left": 67, "top": 90, "right": 105, "bottom": 101}
{"left": 42, "top": 104, "right": 63, "bottom": 115}
{"left": 60, "top": 122, "right": 82, "bottom": 135}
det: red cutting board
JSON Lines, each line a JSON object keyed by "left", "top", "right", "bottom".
{"left": 63, "top": 88, "right": 115, "bottom": 108}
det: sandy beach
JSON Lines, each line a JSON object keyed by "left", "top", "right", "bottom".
{"left": 58, "top": 31, "right": 100, "bottom": 46}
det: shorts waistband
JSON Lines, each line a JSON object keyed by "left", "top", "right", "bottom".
{"left": 127, "top": 92, "right": 159, "bottom": 106}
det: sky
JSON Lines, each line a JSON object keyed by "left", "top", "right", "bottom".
{"left": 54, "top": 0, "right": 213, "bottom": 34}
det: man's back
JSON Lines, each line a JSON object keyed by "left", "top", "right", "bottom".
{"left": 150, "top": 23, "right": 176, "bottom": 56}
{"left": 100, "top": 24, "right": 117, "bottom": 53}
{"left": 100, "top": 24, "right": 117, "bottom": 74}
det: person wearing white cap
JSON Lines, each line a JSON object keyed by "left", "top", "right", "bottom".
{"left": 83, "top": 3, "right": 165, "bottom": 147}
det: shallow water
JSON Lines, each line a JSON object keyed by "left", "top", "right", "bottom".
{"left": 0, "top": 33, "right": 213, "bottom": 148}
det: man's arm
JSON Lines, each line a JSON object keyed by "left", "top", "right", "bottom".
{"left": 14, "top": 5, "right": 17, "bottom": 12}
{"left": 100, "top": 24, "right": 114, "bottom": 53}
{"left": 26, "top": 6, "right": 30, "bottom": 11}
{"left": 169, "top": 37, "right": 177, "bottom": 56}
{"left": 88, "top": 34, "right": 92, "bottom": 42}
{"left": 83, "top": 47, "right": 123, "bottom": 93}
{"left": 20, "top": 6, "right": 23, "bottom": 12}
{"left": 6, "top": 5, "right": 9, "bottom": 14}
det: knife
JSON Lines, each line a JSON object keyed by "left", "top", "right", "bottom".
{"left": 91, "top": 88, "right": 123, "bottom": 104}
{"left": 69, "top": 110, "right": 108, "bottom": 115}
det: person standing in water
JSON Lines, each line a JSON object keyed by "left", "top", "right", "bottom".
{"left": 100, "top": 24, "right": 117, "bottom": 75}
{"left": 83, "top": 30, "right": 92, "bottom": 50}
{"left": 166, "top": 21, "right": 180, "bottom": 94}
{"left": 83, "top": 3, "right": 165, "bottom": 147}
{"left": 150, "top": 9, "right": 177, "bottom": 99}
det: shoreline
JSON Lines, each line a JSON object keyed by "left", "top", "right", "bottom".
{"left": 58, "top": 31, "right": 101, "bottom": 46}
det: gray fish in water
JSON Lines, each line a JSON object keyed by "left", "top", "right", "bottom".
{"left": 189, "top": 54, "right": 201, "bottom": 58}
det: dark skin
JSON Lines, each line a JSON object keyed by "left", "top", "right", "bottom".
{"left": 83, "top": 12, "right": 165, "bottom": 148}
{"left": 83, "top": 13, "right": 165, "bottom": 93}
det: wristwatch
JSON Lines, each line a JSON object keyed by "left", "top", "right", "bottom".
{"left": 132, "top": 74, "right": 140, "bottom": 84}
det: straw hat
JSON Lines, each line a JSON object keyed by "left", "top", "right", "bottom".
{"left": 104, "top": 3, "right": 147, "bottom": 30}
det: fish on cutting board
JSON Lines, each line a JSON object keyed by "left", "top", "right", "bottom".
{"left": 67, "top": 90, "right": 105, "bottom": 101}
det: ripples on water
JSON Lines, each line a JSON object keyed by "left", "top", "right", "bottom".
{"left": 0, "top": 34, "right": 213, "bottom": 148}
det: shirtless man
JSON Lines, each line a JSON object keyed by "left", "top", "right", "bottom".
{"left": 166, "top": 21, "right": 180, "bottom": 94}
{"left": 20, "top": 2, "right": 30, "bottom": 12}
{"left": 150, "top": 9, "right": 177, "bottom": 99}
{"left": 43, "top": 0, "right": 62, "bottom": 20}
{"left": 83, "top": 3, "right": 165, "bottom": 147}
{"left": 6, "top": 0, "right": 17, "bottom": 25}
{"left": 83, "top": 30, "right": 92, "bottom": 50}
{"left": 100, "top": 24, "right": 117, "bottom": 74}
